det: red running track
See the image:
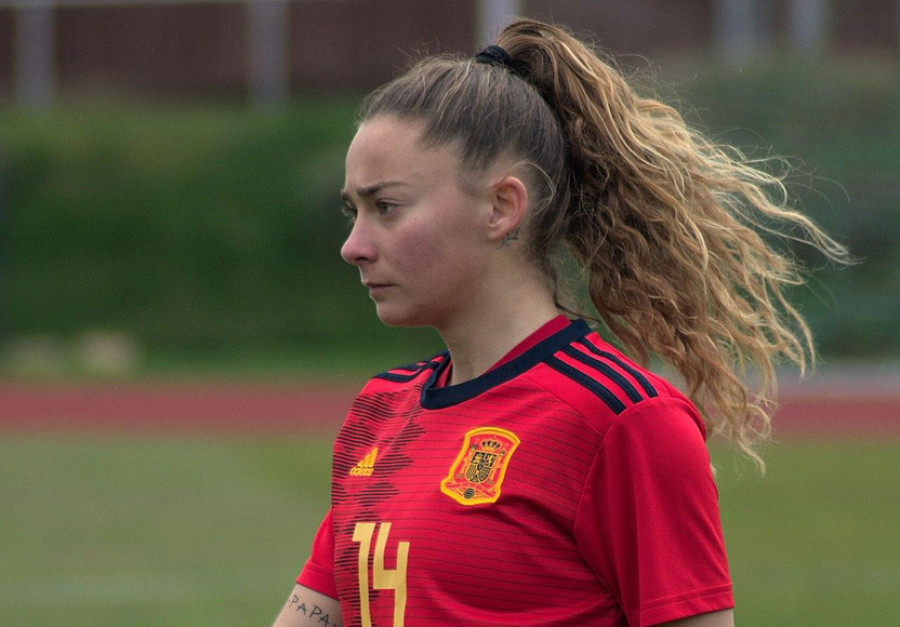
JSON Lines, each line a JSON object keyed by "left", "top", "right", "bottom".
{"left": 0, "top": 372, "right": 898, "bottom": 437}
{"left": 0, "top": 381, "right": 354, "bottom": 435}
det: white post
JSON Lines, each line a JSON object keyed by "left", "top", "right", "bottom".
{"left": 477, "top": 0, "right": 521, "bottom": 47}
{"left": 15, "top": 0, "right": 55, "bottom": 108}
{"left": 789, "top": 0, "right": 828, "bottom": 58}
{"left": 248, "top": 0, "right": 289, "bottom": 108}
{"left": 896, "top": 0, "right": 900, "bottom": 55}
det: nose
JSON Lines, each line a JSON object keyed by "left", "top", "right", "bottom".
{"left": 340, "top": 216, "right": 377, "bottom": 266}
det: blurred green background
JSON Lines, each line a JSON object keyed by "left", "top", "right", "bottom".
{"left": 0, "top": 61, "right": 898, "bottom": 377}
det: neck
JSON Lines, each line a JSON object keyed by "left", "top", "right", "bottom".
{"left": 439, "top": 273, "right": 559, "bottom": 386}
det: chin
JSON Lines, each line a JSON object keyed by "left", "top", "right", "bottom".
{"left": 374, "top": 304, "right": 429, "bottom": 329}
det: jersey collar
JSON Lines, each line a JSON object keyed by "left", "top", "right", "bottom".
{"left": 420, "top": 319, "right": 592, "bottom": 410}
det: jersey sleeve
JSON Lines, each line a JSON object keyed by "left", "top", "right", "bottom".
{"left": 296, "top": 509, "right": 339, "bottom": 600}
{"left": 574, "top": 396, "right": 734, "bottom": 627}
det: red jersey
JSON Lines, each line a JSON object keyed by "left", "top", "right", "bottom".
{"left": 299, "top": 318, "right": 733, "bottom": 626}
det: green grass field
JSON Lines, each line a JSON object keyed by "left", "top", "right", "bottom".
{"left": 1, "top": 433, "right": 897, "bottom": 626}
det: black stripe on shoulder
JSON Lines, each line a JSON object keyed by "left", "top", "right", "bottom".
{"left": 576, "top": 338, "right": 658, "bottom": 398}
{"left": 561, "top": 346, "right": 644, "bottom": 403}
{"left": 546, "top": 355, "right": 627, "bottom": 414}
{"left": 374, "top": 352, "right": 446, "bottom": 383}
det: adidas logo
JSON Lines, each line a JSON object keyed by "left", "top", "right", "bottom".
{"left": 349, "top": 447, "right": 379, "bottom": 477}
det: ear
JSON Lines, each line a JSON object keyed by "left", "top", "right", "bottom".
{"left": 484, "top": 174, "right": 529, "bottom": 243}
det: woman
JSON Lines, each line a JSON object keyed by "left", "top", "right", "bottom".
{"left": 273, "top": 19, "right": 846, "bottom": 627}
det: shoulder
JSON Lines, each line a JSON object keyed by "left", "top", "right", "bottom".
{"left": 525, "top": 329, "right": 705, "bottom": 438}
{"left": 338, "top": 352, "right": 447, "bottom": 437}
{"left": 359, "top": 351, "right": 448, "bottom": 394}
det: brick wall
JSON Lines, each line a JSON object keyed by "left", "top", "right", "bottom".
{"left": 0, "top": 0, "right": 896, "bottom": 100}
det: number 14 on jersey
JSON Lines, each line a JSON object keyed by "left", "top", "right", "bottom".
{"left": 352, "top": 522, "right": 410, "bottom": 627}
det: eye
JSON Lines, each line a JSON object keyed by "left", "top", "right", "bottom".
{"left": 375, "top": 200, "right": 397, "bottom": 215}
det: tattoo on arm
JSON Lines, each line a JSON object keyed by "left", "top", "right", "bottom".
{"left": 286, "top": 594, "right": 342, "bottom": 627}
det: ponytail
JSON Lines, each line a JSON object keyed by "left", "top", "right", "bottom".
{"left": 496, "top": 20, "right": 849, "bottom": 465}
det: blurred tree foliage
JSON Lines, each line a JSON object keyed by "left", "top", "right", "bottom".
{"left": 0, "top": 61, "right": 896, "bottom": 375}
{"left": 0, "top": 100, "right": 444, "bottom": 373}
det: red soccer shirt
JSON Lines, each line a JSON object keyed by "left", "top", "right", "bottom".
{"left": 299, "top": 319, "right": 733, "bottom": 626}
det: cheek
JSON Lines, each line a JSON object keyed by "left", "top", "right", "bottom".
{"left": 392, "top": 212, "right": 445, "bottom": 260}
{"left": 392, "top": 227, "right": 436, "bottom": 270}
{"left": 393, "top": 197, "right": 488, "bottom": 279}
{"left": 418, "top": 226, "right": 486, "bottom": 285}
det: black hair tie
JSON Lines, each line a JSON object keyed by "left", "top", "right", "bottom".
{"left": 475, "top": 43, "right": 571, "bottom": 163}
{"left": 475, "top": 45, "right": 528, "bottom": 78}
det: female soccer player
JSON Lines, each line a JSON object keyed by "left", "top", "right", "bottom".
{"left": 273, "top": 19, "right": 846, "bottom": 627}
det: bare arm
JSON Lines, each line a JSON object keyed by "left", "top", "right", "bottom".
{"left": 272, "top": 584, "right": 342, "bottom": 627}
{"left": 658, "top": 609, "right": 734, "bottom": 626}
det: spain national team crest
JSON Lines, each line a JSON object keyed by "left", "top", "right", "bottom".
{"left": 440, "top": 427, "right": 520, "bottom": 506}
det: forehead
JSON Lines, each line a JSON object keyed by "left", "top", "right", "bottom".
{"left": 344, "top": 116, "right": 462, "bottom": 189}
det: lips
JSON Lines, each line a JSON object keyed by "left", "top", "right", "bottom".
{"left": 363, "top": 281, "right": 393, "bottom": 297}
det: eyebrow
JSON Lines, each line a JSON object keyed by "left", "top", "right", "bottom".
{"left": 340, "top": 181, "right": 408, "bottom": 202}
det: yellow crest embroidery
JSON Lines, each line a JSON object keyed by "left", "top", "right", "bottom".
{"left": 440, "top": 427, "right": 520, "bottom": 506}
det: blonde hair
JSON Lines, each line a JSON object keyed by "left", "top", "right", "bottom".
{"left": 359, "top": 19, "right": 849, "bottom": 466}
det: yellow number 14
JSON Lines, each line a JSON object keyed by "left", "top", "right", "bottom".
{"left": 352, "top": 522, "right": 410, "bottom": 627}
